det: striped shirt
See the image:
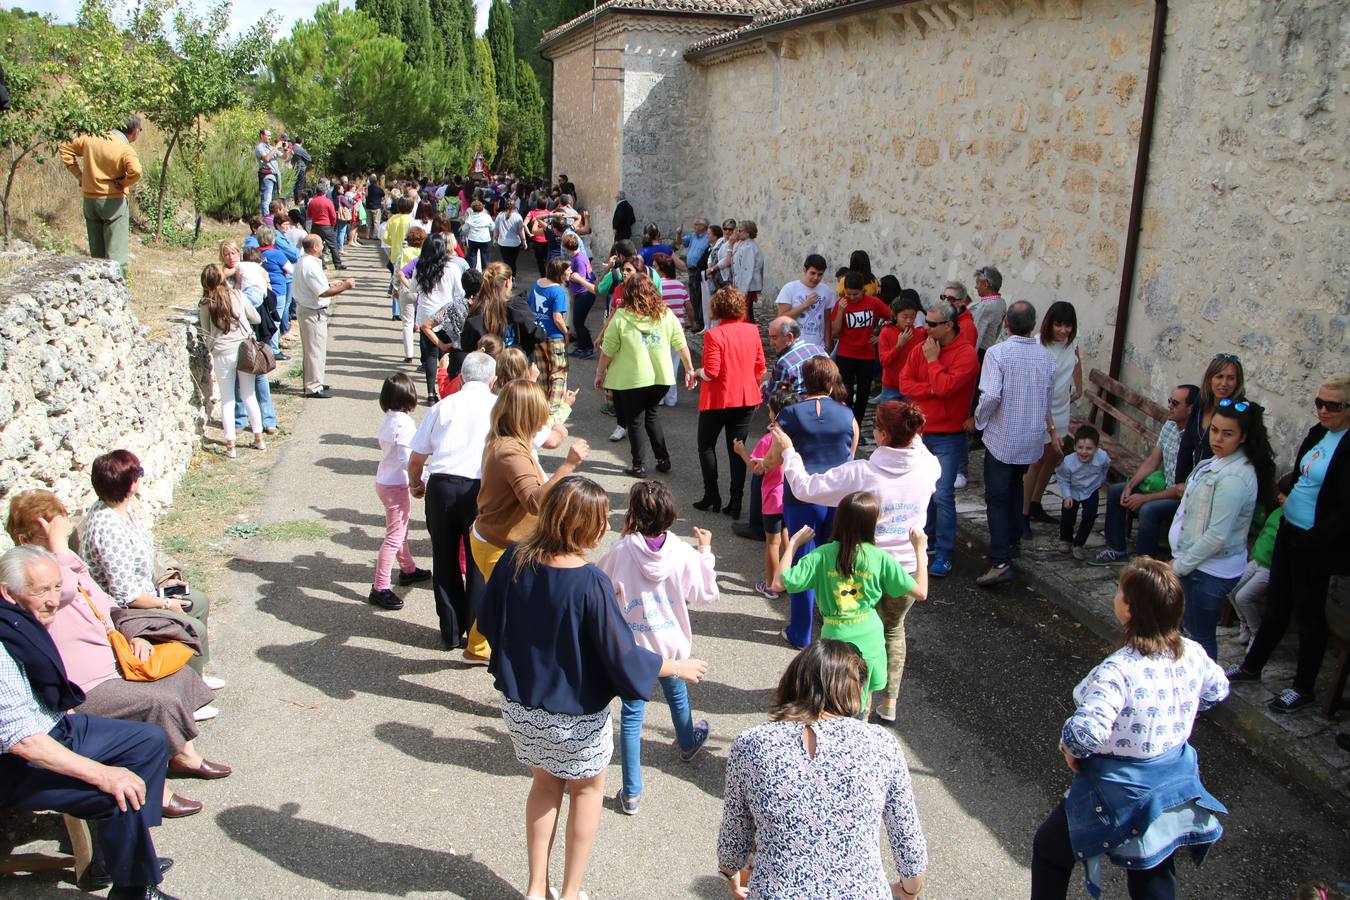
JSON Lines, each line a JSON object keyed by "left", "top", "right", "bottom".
{"left": 974, "top": 335, "right": 1056, "bottom": 465}
{"left": 0, "top": 644, "right": 64, "bottom": 753}
{"left": 661, "top": 279, "right": 690, "bottom": 328}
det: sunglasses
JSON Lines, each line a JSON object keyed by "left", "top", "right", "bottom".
{"left": 1166, "top": 398, "right": 1182, "bottom": 408}
{"left": 1217, "top": 398, "right": 1250, "bottom": 412}
{"left": 924, "top": 318, "right": 949, "bottom": 328}
{"left": 1212, "top": 353, "right": 1241, "bottom": 365}
{"left": 1314, "top": 398, "right": 1348, "bottom": 412}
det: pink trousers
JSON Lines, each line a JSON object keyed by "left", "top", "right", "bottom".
{"left": 374, "top": 482, "right": 418, "bottom": 590}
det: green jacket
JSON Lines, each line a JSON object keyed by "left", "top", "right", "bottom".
{"left": 601, "top": 308, "right": 686, "bottom": 390}
{"left": 1250, "top": 507, "right": 1282, "bottom": 569}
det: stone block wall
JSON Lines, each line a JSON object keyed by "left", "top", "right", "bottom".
{"left": 684, "top": 0, "right": 1348, "bottom": 464}
{"left": 0, "top": 257, "right": 200, "bottom": 550}
{"left": 1126, "top": 0, "right": 1349, "bottom": 456}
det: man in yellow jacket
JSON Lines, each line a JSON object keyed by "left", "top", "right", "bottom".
{"left": 58, "top": 114, "right": 144, "bottom": 267}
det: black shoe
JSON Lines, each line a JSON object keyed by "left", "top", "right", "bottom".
{"left": 367, "top": 588, "right": 403, "bottom": 610}
{"left": 80, "top": 858, "right": 174, "bottom": 891}
{"left": 274, "top": 351, "right": 290, "bottom": 361}
{"left": 334, "top": 264, "right": 349, "bottom": 270}
{"left": 1224, "top": 664, "right": 1261, "bottom": 683}
{"left": 391, "top": 315, "right": 401, "bottom": 321}
{"left": 623, "top": 464, "right": 647, "bottom": 478}
{"left": 1029, "top": 502, "right": 1057, "bottom": 525}
{"left": 1336, "top": 732, "right": 1350, "bottom": 753}
{"left": 732, "top": 522, "right": 765, "bottom": 542}
{"left": 1020, "top": 515, "right": 1034, "bottom": 542}
{"left": 306, "top": 388, "right": 332, "bottom": 399}
{"left": 655, "top": 459, "right": 672, "bottom": 473}
{"left": 692, "top": 496, "right": 722, "bottom": 513}
{"left": 723, "top": 505, "right": 741, "bottom": 520}
{"left": 108, "top": 885, "right": 180, "bottom": 900}
{"left": 397, "top": 567, "right": 431, "bottom": 586}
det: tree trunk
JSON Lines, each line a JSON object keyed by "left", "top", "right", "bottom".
{"left": 154, "top": 128, "right": 180, "bottom": 244}
{"left": 3, "top": 142, "right": 38, "bottom": 248}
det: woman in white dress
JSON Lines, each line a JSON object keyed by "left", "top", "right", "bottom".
{"left": 1024, "top": 301, "right": 1082, "bottom": 532}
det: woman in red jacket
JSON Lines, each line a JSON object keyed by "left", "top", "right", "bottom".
{"left": 693, "top": 287, "right": 767, "bottom": 519}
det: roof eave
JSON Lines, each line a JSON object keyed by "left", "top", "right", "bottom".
{"left": 685, "top": 0, "right": 909, "bottom": 61}
{"left": 539, "top": 6, "right": 758, "bottom": 56}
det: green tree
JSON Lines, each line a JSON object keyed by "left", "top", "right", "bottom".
{"left": 486, "top": 0, "right": 516, "bottom": 104}
{"left": 515, "top": 61, "right": 546, "bottom": 176}
{"left": 0, "top": 5, "right": 153, "bottom": 244}
{"left": 400, "top": 0, "right": 435, "bottom": 68}
{"left": 354, "top": 0, "right": 404, "bottom": 39}
{"left": 262, "top": 2, "right": 449, "bottom": 174}
{"left": 428, "top": 0, "right": 467, "bottom": 93}
{"left": 472, "top": 36, "right": 498, "bottom": 166}
{"left": 138, "top": 0, "right": 271, "bottom": 243}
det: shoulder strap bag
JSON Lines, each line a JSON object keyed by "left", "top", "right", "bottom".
{"left": 235, "top": 312, "right": 277, "bottom": 376}
{"left": 80, "top": 587, "right": 194, "bottom": 682}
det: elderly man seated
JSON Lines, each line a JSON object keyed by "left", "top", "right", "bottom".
{"left": 1, "top": 546, "right": 177, "bottom": 900}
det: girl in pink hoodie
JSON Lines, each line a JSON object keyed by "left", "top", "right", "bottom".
{"left": 597, "top": 480, "right": 719, "bottom": 816}
{"left": 770, "top": 400, "right": 939, "bottom": 722}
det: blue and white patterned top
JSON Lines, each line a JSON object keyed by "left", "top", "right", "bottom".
{"left": 0, "top": 644, "right": 64, "bottom": 753}
{"left": 1055, "top": 447, "right": 1111, "bottom": 501}
{"left": 718, "top": 717, "right": 927, "bottom": 898}
{"left": 1062, "top": 640, "right": 1229, "bottom": 761}
{"left": 764, "top": 339, "right": 829, "bottom": 401}
{"left": 1157, "top": 420, "right": 1182, "bottom": 487}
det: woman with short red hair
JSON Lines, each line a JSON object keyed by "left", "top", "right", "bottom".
{"left": 770, "top": 401, "right": 939, "bottom": 722}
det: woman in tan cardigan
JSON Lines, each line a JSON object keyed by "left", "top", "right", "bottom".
{"left": 463, "top": 380, "right": 589, "bottom": 663}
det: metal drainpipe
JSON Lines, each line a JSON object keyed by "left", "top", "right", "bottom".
{"left": 1108, "top": 0, "right": 1169, "bottom": 384}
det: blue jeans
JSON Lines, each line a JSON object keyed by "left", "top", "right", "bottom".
{"left": 1103, "top": 483, "right": 1180, "bottom": 558}
{"left": 273, "top": 286, "right": 291, "bottom": 345}
{"left": 1180, "top": 570, "right": 1240, "bottom": 661}
{"left": 983, "top": 451, "right": 1028, "bottom": 567}
{"left": 259, "top": 172, "right": 276, "bottom": 216}
{"left": 335, "top": 221, "right": 349, "bottom": 247}
{"left": 922, "top": 433, "right": 966, "bottom": 558}
{"left": 878, "top": 386, "right": 904, "bottom": 402}
{"left": 782, "top": 494, "right": 835, "bottom": 648}
{"left": 236, "top": 372, "right": 277, "bottom": 430}
{"left": 620, "top": 676, "right": 695, "bottom": 798}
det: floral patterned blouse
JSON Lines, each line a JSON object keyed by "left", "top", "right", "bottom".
{"left": 718, "top": 717, "right": 927, "bottom": 898}
{"left": 79, "top": 501, "right": 157, "bottom": 608}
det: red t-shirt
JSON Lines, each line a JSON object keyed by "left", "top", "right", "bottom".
{"left": 307, "top": 195, "right": 337, "bottom": 227}
{"left": 878, "top": 324, "right": 927, "bottom": 390}
{"left": 833, "top": 295, "right": 891, "bottom": 359}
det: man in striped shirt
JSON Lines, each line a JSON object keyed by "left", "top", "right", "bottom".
{"left": 973, "top": 300, "right": 1056, "bottom": 587}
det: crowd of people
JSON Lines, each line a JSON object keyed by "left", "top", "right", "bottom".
{"left": 3, "top": 152, "right": 1347, "bottom": 899}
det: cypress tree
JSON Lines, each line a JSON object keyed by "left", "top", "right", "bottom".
{"left": 486, "top": 0, "right": 516, "bottom": 103}
{"left": 355, "top": 0, "right": 404, "bottom": 41}
{"left": 400, "top": 0, "right": 434, "bottom": 69}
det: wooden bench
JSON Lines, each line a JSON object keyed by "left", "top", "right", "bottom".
{"left": 1071, "top": 368, "right": 1168, "bottom": 483}
{"left": 0, "top": 814, "right": 93, "bottom": 882}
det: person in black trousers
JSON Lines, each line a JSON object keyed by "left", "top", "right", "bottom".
{"left": 1226, "top": 373, "right": 1350, "bottom": 713}
{"left": 1, "top": 546, "right": 175, "bottom": 899}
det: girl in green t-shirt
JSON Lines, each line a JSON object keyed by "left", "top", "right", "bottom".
{"left": 775, "top": 491, "right": 928, "bottom": 707}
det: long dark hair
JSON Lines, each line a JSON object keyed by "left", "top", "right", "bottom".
{"left": 830, "top": 491, "right": 880, "bottom": 578}
{"left": 847, "top": 250, "right": 874, "bottom": 282}
{"left": 770, "top": 640, "right": 867, "bottom": 722}
{"left": 1212, "top": 400, "right": 1277, "bottom": 508}
{"left": 414, "top": 234, "right": 450, "bottom": 295}
{"left": 1039, "top": 300, "right": 1078, "bottom": 345}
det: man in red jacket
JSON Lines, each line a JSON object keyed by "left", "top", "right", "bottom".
{"left": 306, "top": 179, "right": 346, "bottom": 270}
{"left": 900, "top": 298, "right": 979, "bottom": 578}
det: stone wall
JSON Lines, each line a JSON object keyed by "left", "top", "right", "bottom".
{"left": 684, "top": 0, "right": 1347, "bottom": 463}
{"left": 1125, "top": 0, "right": 1349, "bottom": 456}
{"left": 0, "top": 257, "right": 200, "bottom": 550}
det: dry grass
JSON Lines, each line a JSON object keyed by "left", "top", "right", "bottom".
{"left": 5, "top": 122, "right": 243, "bottom": 340}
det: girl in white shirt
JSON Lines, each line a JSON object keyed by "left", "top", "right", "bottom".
{"left": 370, "top": 373, "right": 430, "bottom": 610}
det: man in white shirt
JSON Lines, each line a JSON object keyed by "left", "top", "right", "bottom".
{"left": 406, "top": 352, "right": 498, "bottom": 650}
{"left": 774, "top": 253, "right": 836, "bottom": 348}
{"left": 290, "top": 234, "right": 356, "bottom": 398}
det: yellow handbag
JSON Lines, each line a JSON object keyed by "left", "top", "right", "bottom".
{"left": 80, "top": 588, "right": 194, "bottom": 682}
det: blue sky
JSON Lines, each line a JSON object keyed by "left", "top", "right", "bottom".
{"left": 16, "top": 0, "right": 490, "bottom": 38}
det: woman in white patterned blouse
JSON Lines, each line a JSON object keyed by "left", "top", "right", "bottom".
{"left": 717, "top": 640, "right": 927, "bottom": 899}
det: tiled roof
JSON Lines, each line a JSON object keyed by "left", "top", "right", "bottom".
{"left": 539, "top": 0, "right": 804, "bottom": 50}
{"left": 685, "top": 0, "right": 879, "bottom": 57}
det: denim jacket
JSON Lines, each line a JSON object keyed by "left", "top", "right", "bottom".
{"left": 1066, "top": 744, "right": 1225, "bottom": 898}
{"left": 1171, "top": 449, "right": 1257, "bottom": 576}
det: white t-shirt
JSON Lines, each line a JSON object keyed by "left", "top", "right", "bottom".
{"left": 376, "top": 410, "right": 416, "bottom": 486}
{"left": 495, "top": 211, "right": 524, "bottom": 247}
{"left": 235, "top": 260, "right": 269, "bottom": 295}
{"left": 415, "top": 266, "right": 466, "bottom": 328}
{"left": 775, "top": 280, "right": 837, "bottom": 347}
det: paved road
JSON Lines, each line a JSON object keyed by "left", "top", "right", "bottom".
{"left": 12, "top": 241, "right": 1346, "bottom": 899}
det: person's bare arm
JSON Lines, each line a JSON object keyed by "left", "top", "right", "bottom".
{"left": 408, "top": 452, "right": 429, "bottom": 499}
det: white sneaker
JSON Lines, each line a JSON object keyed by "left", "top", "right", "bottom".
{"left": 954, "top": 473, "right": 968, "bottom": 489}
{"left": 193, "top": 705, "right": 219, "bottom": 722}
{"left": 201, "top": 675, "right": 226, "bottom": 690}
{"left": 609, "top": 426, "right": 627, "bottom": 442}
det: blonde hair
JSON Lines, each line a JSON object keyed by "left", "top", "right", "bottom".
{"left": 495, "top": 347, "right": 532, "bottom": 384}
{"left": 1322, "top": 372, "right": 1350, "bottom": 397}
{"left": 489, "top": 380, "right": 548, "bottom": 444}
{"left": 471, "top": 262, "right": 513, "bottom": 338}
{"left": 512, "top": 476, "right": 608, "bottom": 576}
{"left": 217, "top": 240, "right": 240, "bottom": 263}
{"left": 199, "top": 264, "right": 234, "bottom": 330}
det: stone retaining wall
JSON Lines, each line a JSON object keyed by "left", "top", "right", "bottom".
{"left": 0, "top": 257, "right": 201, "bottom": 548}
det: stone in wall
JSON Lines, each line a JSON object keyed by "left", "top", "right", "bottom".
{"left": 0, "top": 257, "right": 200, "bottom": 549}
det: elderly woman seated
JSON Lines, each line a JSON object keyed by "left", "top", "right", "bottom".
{"left": 77, "top": 450, "right": 219, "bottom": 686}
{"left": 6, "top": 491, "right": 232, "bottom": 819}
